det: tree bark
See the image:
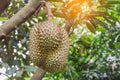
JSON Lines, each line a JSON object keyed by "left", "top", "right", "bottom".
{"left": 31, "top": 68, "right": 46, "bottom": 80}
{"left": 0, "top": 0, "right": 11, "bottom": 14}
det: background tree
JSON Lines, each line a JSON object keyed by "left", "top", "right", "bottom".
{"left": 0, "top": 0, "right": 120, "bottom": 80}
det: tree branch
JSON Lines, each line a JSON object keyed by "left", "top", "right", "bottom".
{"left": 31, "top": 68, "right": 46, "bottom": 80}
{"left": 0, "top": 0, "right": 42, "bottom": 39}
{"left": 64, "top": 19, "right": 74, "bottom": 36}
{"left": 0, "top": 0, "right": 11, "bottom": 14}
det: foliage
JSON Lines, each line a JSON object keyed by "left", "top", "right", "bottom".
{"left": 0, "top": 0, "right": 120, "bottom": 80}
{"left": 43, "top": 26, "right": 120, "bottom": 80}
{"left": 67, "top": 26, "right": 120, "bottom": 80}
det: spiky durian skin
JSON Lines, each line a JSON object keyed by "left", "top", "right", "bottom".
{"left": 29, "top": 21, "right": 69, "bottom": 73}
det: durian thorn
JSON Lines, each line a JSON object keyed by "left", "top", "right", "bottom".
{"left": 34, "top": 0, "right": 53, "bottom": 21}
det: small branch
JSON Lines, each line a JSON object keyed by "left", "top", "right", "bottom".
{"left": 64, "top": 19, "right": 74, "bottom": 36}
{"left": 31, "top": 68, "right": 46, "bottom": 80}
{"left": 0, "top": 0, "right": 42, "bottom": 39}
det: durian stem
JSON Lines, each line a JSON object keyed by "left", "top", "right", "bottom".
{"left": 34, "top": 0, "right": 53, "bottom": 21}
{"left": 44, "top": 1, "right": 53, "bottom": 21}
{"left": 31, "top": 68, "right": 46, "bottom": 80}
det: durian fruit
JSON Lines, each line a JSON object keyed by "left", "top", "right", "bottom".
{"left": 29, "top": 21, "right": 69, "bottom": 73}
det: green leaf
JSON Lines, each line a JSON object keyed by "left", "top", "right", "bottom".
{"left": 114, "top": 42, "right": 120, "bottom": 49}
{"left": 93, "top": 18, "right": 108, "bottom": 29}
{"left": 107, "top": 1, "right": 120, "bottom": 4}
{"left": 2, "top": 63, "right": 9, "bottom": 69}
{"left": 0, "top": 17, "right": 7, "bottom": 21}
{"left": 13, "top": 60, "right": 21, "bottom": 66}
{"left": 24, "top": 65, "right": 37, "bottom": 72}
{"left": 6, "top": 67, "right": 17, "bottom": 75}
{"left": 86, "top": 21, "right": 96, "bottom": 33}
{"left": 16, "top": 70, "right": 23, "bottom": 77}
